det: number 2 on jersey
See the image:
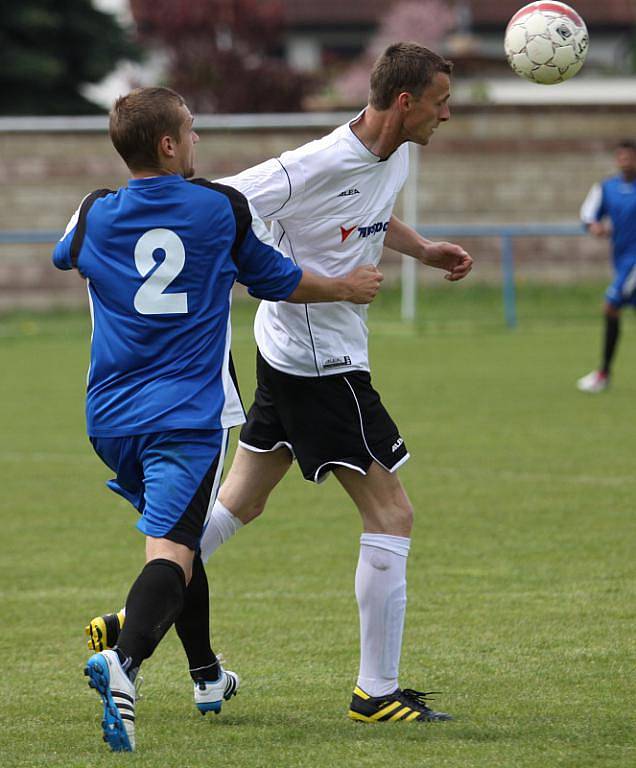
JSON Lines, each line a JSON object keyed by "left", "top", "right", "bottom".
{"left": 133, "top": 228, "right": 188, "bottom": 315}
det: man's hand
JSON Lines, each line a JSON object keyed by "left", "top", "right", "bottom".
{"left": 588, "top": 221, "right": 611, "bottom": 238}
{"left": 420, "top": 241, "right": 473, "bottom": 282}
{"left": 286, "top": 264, "right": 383, "bottom": 304}
{"left": 342, "top": 265, "right": 384, "bottom": 304}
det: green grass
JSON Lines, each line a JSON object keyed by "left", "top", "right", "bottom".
{"left": 1, "top": 285, "right": 635, "bottom": 767}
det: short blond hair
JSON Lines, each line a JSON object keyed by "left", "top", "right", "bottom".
{"left": 109, "top": 87, "right": 186, "bottom": 172}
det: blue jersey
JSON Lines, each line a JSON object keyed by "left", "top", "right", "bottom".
{"left": 53, "top": 175, "right": 302, "bottom": 437}
{"left": 580, "top": 174, "right": 636, "bottom": 265}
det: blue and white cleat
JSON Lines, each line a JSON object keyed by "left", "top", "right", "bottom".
{"left": 84, "top": 650, "right": 136, "bottom": 751}
{"left": 194, "top": 667, "right": 240, "bottom": 715}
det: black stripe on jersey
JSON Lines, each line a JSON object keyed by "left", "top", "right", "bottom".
{"left": 70, "top": 188, "right": 114, "bottom": 269}
{"left": 188, "top": 178, "right": 252, "bottom": 265}
{"left": 263, "top": 160, "right": 293, "bottom": 218}
{"left": 228, "top": 352, "right": 244, "bottom": 413}
{"left": 276, "top": 226, "right": 320, "bottom": 377}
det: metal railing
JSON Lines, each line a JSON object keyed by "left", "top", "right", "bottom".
{"left": 0, "top": 224, "right": 585, "bottom": 327}
{"left": 414, "top": 223, "right": 584, "bottom": 328}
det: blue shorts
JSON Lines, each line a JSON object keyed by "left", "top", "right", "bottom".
{"left": 606, "top": 260, "right": 636, "bottom": 308}
{"left": 90, "top": 429, "right": 229, "bottom": 550}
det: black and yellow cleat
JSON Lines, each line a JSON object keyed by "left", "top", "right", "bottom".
{"left": 85, "top": 610, "right": 125, "bottom": 652}
{"left": 348, "top": 686, "right": 453, "bottom": 723}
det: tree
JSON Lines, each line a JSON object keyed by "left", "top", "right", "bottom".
{"left": 0, "top": 0, "right": 138, "bottom": 115}
{"left": 130, "top": 0, "right": 313, "bottom": 112}
{"left": 334, "top": 0, "right": 457, "bottom": 107}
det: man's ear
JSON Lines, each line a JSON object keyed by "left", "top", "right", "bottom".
{"left": 158, "top": 134, "right": 176, "bottom": 159}
{"left": 396, "top": 91, "right": 413, "bottom": 113}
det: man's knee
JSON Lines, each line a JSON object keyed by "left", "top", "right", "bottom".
{"left": 145, "top": 537, "right": 194, "bottom": 584}
{"left": 361, "top": 496, "right": 413, "bottom": 537}
{"left": 234, "top": 498, "right": 267, "bottom": 525}
{"left": 218, "top": 445, "right": 291, "bottom": 523}
{"left": 389, "top": 497, "right": 414, "bottom": 535}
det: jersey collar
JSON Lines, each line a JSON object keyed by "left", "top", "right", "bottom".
{"left": 128, "top": 175, "right": 185, "bottom": 188}
{"left": 347, "top": 110, "right": 390, "bottom": 163}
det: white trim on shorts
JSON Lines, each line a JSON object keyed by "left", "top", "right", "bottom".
{"left": 203, "top": 428, "right": 230, "bottom": 527}
{"left": 238, "top": 438, "right": 295, "bottom": 458}
{"left": 623, "top": 263, "right": 636, "bottom": 298}
{"left": 313, "top": 460, "right": 366, "bottom": 484}
{"left": 343, "top": 376, "right": 410, "bottom": 475}
{"left": 390, "top": 452, "right": 411, "bottom": 473}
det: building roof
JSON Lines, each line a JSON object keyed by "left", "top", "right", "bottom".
{"left": 281, "top": 0, "right": 635, "bottom": 27}
{"left": 282, "top": 0, "right": 388, "bottom": 25}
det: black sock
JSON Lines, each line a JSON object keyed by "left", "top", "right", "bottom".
{"left": 175, "top": 553, "right": 220, "bottom": 682}
{"left": 601, "top": 314, "right": 620, "bottom": 376}
{"left": 114, "top": 558, "right": 187, "bottom": 675}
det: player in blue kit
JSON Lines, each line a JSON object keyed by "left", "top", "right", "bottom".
{"left": 84, "top": 43, "right": 473, "bottom": 726}
{"left": 53, "top": 86, "right": 382, "bottom": 752}
{"left": 578, "top": 140, "right": 636, "bottom": 393}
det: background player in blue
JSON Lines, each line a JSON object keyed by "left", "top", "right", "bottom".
{"left": 578, "top": 140, "right": 636, "bottom": 393}
{"left": 52, "top": 86, "right": 382, "bottom": 752}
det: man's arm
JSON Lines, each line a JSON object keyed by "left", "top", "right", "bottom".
{"left": 229, "top": 192, "right": 382, "bottom": 305}
{"left": 580, "top": 182, "right": 610, "bottom": 237}
{"left": 385, "top": 215, "right": 473, "bottom": 281}
{"left": 287, "top": 265, "right": 383, "bottom": 305}
{"left": 52, "top": 204, "right": 82, "bottom": 270}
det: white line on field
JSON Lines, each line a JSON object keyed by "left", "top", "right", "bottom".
{"left": 0, "top": 451, "right": 632, "bottom": 488}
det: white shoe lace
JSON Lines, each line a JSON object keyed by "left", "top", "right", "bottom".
{"left": 134, "top": 673, "right": 144, "bottom": 701}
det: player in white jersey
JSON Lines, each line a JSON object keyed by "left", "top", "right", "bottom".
{"left": 87, "top": 43, "right": 473, "bottom": 723}
{"left": 219, "top": 109, "right": 410, "bottom": 378}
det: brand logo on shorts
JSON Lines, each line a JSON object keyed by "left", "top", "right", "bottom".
{"left": 337, "top": 188, "right": 360, "bottom": 197}
{"left": 323, "top": 355, "right": 352, "bottom": 369}
{"left": 392, "top": 437, "right": 404, "bottom": 453}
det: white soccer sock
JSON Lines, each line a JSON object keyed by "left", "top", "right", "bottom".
{"left": 355, "top": 532, "right": 411, "bottom": 698}
{"left": 200, "top": 500, "right": 244, "bottom": 563}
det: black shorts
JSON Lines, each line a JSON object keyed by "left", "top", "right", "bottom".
{"left": 239, "top": 351, "right": 409, "bottom": 483}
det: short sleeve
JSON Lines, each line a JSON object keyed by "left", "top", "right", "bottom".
{"left": 215, "top": 156, "right": 305, "bottom": 221}
{"left": 580, "top": 182, "right": 605, "bottom": 224}
{"left": 234, "top": 200, "right": 302, "bottom": 300}
{"left": 52, "top": 203, "right": 82, "bottom": 270}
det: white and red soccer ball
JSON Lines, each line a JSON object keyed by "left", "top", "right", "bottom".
{"left": 504, "top": 2, "right": 589, "bottom": 84}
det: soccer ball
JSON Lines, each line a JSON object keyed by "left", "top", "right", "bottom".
{"left": 504, "top": 2, "right": 589, "bottom": 84}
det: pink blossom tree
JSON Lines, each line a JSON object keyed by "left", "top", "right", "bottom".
{"left": 335, "top": 0, "right": 457, "bottom": 107}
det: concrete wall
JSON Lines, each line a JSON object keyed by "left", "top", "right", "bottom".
{"left": 1, "top": 105, "right": 631, "bottom": 311}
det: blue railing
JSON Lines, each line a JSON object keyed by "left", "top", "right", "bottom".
{"left": 416, "top": 223, "right": 585, "bottom": 327}
{"left": 0, "top": 223, "right": 585, "bottom": 327}
{"left": 0, "top": 230, "right": 62, "bottom": 244}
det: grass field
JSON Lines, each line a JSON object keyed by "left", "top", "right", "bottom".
{"left": 1, "top": 284, "right": 634, "bottom": 767}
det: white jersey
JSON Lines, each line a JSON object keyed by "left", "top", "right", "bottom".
{"left": 217, "top": 118, "right": 409, "bottom": 376}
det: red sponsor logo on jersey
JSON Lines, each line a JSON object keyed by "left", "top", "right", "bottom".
{"left": 340, "top": 224, "right": 358, "bottom": 242}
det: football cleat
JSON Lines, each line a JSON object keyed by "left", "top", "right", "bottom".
{"left": 576, "top": 370, "right": 609, "bottom": 393}
{"left": 194, "top": 667, "right": 240, "bottom": 715}
{"left": 85, "top": 610, "right": 125, "bottom": 652}
{"left": 348, "top": 686, "right": 452, "bottom": 723}
{"left": 84, "top": 650, "right": 136, "bottom": 751}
